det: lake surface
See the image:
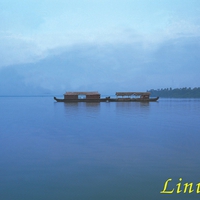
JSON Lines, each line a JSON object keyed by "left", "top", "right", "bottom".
{"left": 0, "top": 97, "right": 200, "bottom": 200}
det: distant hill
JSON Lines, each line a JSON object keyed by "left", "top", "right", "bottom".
{"left": 148, "top": 87, "right": 200, "bottom": 98}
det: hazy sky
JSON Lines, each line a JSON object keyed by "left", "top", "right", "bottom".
{"left": 0, "top": 0, "right": 200, "bottom": 94}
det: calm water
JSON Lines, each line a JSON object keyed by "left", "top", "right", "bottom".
{"left": 0, "top": 97, "right": 200, "bottom": 200}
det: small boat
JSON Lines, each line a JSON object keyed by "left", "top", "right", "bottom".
{"left": 54, "top": 91, "right": 159, "bottom": 102}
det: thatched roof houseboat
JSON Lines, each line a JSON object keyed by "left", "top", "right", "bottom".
{"left": 54, "top": 91, "right": 159, "bottom": 102}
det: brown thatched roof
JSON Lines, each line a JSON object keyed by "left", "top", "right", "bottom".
{"left": 116, "top": 92, "right": 150, "bottom": 96}
{"left": 65, "top": 92, "right": 100, "bottom": 95}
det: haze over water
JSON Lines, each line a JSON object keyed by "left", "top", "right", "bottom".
{"left": 0, "top": 96, "right": 200, "bottom": 200}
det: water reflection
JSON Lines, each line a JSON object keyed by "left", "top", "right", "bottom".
{"left": 115, "top": 101, "right": 149, "bottom": 107}
{"left": 62, "top": 102, "right": 101, "bottom": 118}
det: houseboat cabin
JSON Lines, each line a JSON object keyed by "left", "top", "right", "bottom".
{"left": 64, "top": 92, "right": 100, "bottom": 100}
{"left": 115, "top": 92, "right": 150, "bottom": 100}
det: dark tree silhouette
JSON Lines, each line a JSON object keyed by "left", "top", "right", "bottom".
{"left": 147, "top": 87, "right": 200, "bottom": 98}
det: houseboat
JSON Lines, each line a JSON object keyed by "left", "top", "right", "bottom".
{"left": 54, "top": 91, "right": 159, "bottom": 102}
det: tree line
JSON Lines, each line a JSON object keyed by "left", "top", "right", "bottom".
{"left": 147, "top": 87, "right": 200, "bottom": 98}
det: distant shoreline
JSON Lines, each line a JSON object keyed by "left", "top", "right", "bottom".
{"left": 148, "top": 87, "right": 200, "bottom": 98}
{"left": 0, "top": 95, "right": 61, "bottom": 97}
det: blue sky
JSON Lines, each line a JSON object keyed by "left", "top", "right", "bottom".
{"left": 0, "top": 0, "right": 200, "bottom": 94}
